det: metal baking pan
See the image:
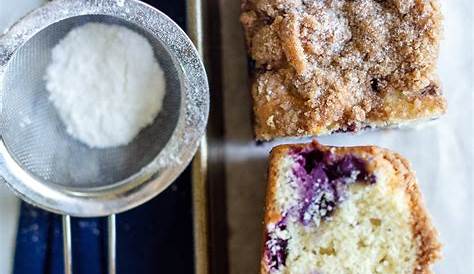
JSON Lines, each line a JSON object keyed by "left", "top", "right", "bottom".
{"left": 205, "top": 1, "right": 472, "bottom": 274}
{"left": 2, "top": 0, "right": 211, "bottom": 273}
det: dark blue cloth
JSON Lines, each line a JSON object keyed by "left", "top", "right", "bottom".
{"left": 14, "top": 166, "right": 194, "bottom": 274}
{"left": 13, "top": 2, "right": 194, "bottom": 273}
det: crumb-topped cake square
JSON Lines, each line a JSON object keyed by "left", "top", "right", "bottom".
{"left": 241, "top": 0, "right": 446, "bottom": 140}
{"left": 262, "top": 141, "right": 441, "bottom": 273}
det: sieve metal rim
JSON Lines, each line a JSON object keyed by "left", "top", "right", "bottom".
{"left": 0, "top": 0, "right": 209, "bottom": 217}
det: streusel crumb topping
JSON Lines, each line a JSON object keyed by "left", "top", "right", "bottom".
{"left": 241, "top": 0, "right": 446, "bottom": 140}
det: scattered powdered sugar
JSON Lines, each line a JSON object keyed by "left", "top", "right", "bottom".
{"left": 45, "top": 22, "right": 166, "bottom": 148}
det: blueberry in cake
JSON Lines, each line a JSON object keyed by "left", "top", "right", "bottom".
{"left": 262, "top": 141, "right": 441, "bottom": 273}
{"left": 240, "top": 0, "right": 446, "bottom": 140}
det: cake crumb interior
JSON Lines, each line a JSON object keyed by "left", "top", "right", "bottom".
{"left": 271, "top": 154, "right": 417, "bottom": 274}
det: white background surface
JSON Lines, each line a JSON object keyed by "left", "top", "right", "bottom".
{"left": 0, "top": 1, "right": 45, "bottom": 274}
{"left": 221, "top": 0, "right": 473, "bottom": 273}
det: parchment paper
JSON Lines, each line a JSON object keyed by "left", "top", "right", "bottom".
{"left": 220, "top": 0, "right": 473, "bottom": 273}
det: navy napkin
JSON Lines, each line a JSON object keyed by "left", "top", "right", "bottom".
{"left": 14, "top": 166, "right": 194, "bottom": 274}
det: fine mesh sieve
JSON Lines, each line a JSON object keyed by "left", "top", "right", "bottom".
{"left": 0, "top": 0, "right": 208, "bottom": 273}
{"left": 3, "top": 15, "right": 181, "bottom": 189}
{"left": 0, "top": 0, "right": 208, "bottom": 216}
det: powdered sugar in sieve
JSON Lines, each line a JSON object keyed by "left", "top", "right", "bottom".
{"left": 45, "top": 22, "right": 166, "bottom": 148}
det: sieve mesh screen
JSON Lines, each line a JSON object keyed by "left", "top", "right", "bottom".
{"left": 1, "top": 15, "right": 181, "bottom": 188}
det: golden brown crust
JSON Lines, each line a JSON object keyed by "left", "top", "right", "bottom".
{"left": 381, "top": 152, "right": 442, "bottom": 274}
{"left": 261, "top": 144, "right": 289, "bottom": 274}
{"left": 262, "top": 140, "right": 441, "bottom": 273}
{"left": 241, "top": 0, "right": 446, "bottom": 140}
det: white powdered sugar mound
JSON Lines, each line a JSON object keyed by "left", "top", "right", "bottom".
{"left": 45, "top": 22, "right": 166, "bottom": 148}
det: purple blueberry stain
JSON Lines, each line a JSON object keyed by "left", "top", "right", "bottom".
{"left": 265, "top": 218, "right": 289, "bottom": 271}
{"left": 292, "top": 148, "right": 376, "bottom": 226}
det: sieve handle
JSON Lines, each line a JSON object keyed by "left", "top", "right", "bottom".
{"left": 62, "top": 215, "right": 73, "bottom": 274}
{"left": 108, "top": 214, "right": 117, "bottom": 274}
{"left": 62, "top": 214, "right": 116, "bottom": 274}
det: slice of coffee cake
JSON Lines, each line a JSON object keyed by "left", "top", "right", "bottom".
{"left": 262, "top": 141, "right": 441, "bottom": 273}
{"left": 241, "top": 0, "right": 446, "bottom": 140}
